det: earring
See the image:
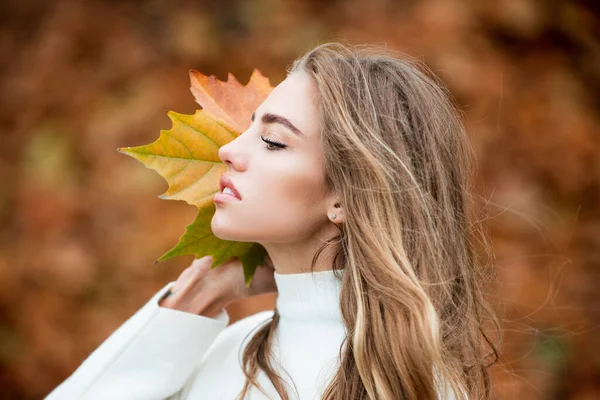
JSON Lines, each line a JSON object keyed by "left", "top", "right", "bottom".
{"left": 329, "top": 213, "right": 337, "bottom": 220}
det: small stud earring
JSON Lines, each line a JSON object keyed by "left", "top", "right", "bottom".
{"left": 330, "top": 213, "right": 337, "bottom": 220}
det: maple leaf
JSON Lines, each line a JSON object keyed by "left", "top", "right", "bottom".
{"left": 117, "top": 69, "right": 274, "bottom": 286}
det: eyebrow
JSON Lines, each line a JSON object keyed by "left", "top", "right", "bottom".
{"left": 252, "top": 112, "right": 305, "bottom": 137}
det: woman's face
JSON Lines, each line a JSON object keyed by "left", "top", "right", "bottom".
{"left": 212, "top": 71, "right": 334, "bottom": 244}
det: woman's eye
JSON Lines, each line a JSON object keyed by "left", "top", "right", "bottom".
{"left": 261, "top": 136, "right": 287, "bottom": 151}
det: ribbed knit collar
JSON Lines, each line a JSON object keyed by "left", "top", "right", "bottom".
{"left": 273, "top": 268, "right": 345, "bottom": 323}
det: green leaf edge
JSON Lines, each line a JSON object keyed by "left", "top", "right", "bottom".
{"left": 116, "top": 109, "right": 267, "bottom": 288}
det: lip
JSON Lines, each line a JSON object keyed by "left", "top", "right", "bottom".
{"left": 216, "top": 174, "right": 242, "bottom": 201}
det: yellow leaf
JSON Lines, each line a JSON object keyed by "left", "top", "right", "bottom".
{"left": 117, "top": 70, "right": 274, "bottom": 286}
{"left": 118, "top": 110, "right": 235, "bottom": 207}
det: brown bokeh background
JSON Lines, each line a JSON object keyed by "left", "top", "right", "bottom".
{"left": 1, "top": 0, "right": 599, "bottom": 399}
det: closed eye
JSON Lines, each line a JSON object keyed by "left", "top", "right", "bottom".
{"left": 261, "top": 136, "right": 287, "bottom": 151}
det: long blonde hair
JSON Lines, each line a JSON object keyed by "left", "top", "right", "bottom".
{"left": 237, "top": 42, "right": 500, "bottom": 400}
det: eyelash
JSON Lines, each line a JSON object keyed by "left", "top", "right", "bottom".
{"left": 261, "top": 136, "right": 287, "bottom": 151}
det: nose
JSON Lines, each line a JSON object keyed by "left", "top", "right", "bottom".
{"left": 218, "top": 135, "right": 247, "bottom": 171}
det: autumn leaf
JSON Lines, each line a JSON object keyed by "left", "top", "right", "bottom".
{"left": 117, "top": 69, "right": 274, "bottom": 286}
{"left": 189, "top": 69, "right": 274, "bottom": 132}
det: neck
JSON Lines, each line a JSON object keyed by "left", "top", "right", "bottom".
{"left": 260, "top": 232, "right": 342, "bottom": 275}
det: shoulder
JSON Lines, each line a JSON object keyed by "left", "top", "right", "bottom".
{"left": 208, "top": 310, "right": 275, "bottom": 353}
{"left": 179, "top": 310, "right": 276, "bottom": 397}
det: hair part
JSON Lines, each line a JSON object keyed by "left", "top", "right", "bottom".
{"left": 237, "top": 42, "right": 500, "bottom": 400}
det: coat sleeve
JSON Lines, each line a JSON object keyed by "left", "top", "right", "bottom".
{"left": 44, "top": 281, "right": 230, "bottom": 400}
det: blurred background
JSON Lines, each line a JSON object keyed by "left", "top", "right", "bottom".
{"left": 1, "top": 0, "right": 599, "bottom": 398}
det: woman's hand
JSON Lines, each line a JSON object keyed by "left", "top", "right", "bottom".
{"left": 158, "top": 255, "right": 277, "bottom": 318}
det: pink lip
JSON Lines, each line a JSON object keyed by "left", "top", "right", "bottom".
{"left": 217, "top": 174, "right": 242, "bottom": 200}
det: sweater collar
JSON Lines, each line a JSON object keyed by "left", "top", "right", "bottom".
{"left": 273, "top": 268, "right": 345, "bottom": 322}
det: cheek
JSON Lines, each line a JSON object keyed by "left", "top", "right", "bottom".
{"left": 257, "top": 158, "right": 325, "bottom": 221}
{"left": 212, "top": 157, "right": 327, "bottom": 242}
{"left": 272, "top": 167, "right": 324, "bottom": 209}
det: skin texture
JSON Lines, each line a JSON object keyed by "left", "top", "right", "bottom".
{"left": 213, "top": 71, "right": 344, "bottom": 275}
{"left": 160, "top": 71, "right": 345, "bottom": 316}
{"left": 158, "top": 255, "right": 278, "bottom": 317}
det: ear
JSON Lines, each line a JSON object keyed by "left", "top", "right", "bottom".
{"left": 327, "top": 201, "right": 344, "bottom": 224}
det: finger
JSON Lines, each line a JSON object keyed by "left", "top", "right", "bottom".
{"left": 192, "top": 256, "right": 213, "bottom": 268}
{"left": 191, "top": 255, "right": 213, "bottom": 274}
{"left": 174, "top": 264, "right": 195, "bottom": 288}
{"left": 171, "top": 256, "right": 211, "bottom": 292}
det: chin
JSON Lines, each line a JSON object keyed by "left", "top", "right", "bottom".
{"left": 211, "top": 213, "right": 249, "bottom": 242}
{"left": 211, "top": 215, "right": 232, "bottom": 240}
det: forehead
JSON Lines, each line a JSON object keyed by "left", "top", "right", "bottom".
{"left": 256, "top": 71, "right": 319, "bottom": 138}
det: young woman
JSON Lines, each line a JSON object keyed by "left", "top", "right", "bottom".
{"left": 46, "top": 42, "right": 499, "bottom": 400}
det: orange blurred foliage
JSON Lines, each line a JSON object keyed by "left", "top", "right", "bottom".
{"left": 0, "top": 1, "right": 598, "bottom": 399}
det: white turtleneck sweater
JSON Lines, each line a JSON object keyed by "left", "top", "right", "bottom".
{"left": 45, "top": 269, "right": 348, "bottom": 400}
{"left": 45, "top": 269, "right": 459, "bottom": 400}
